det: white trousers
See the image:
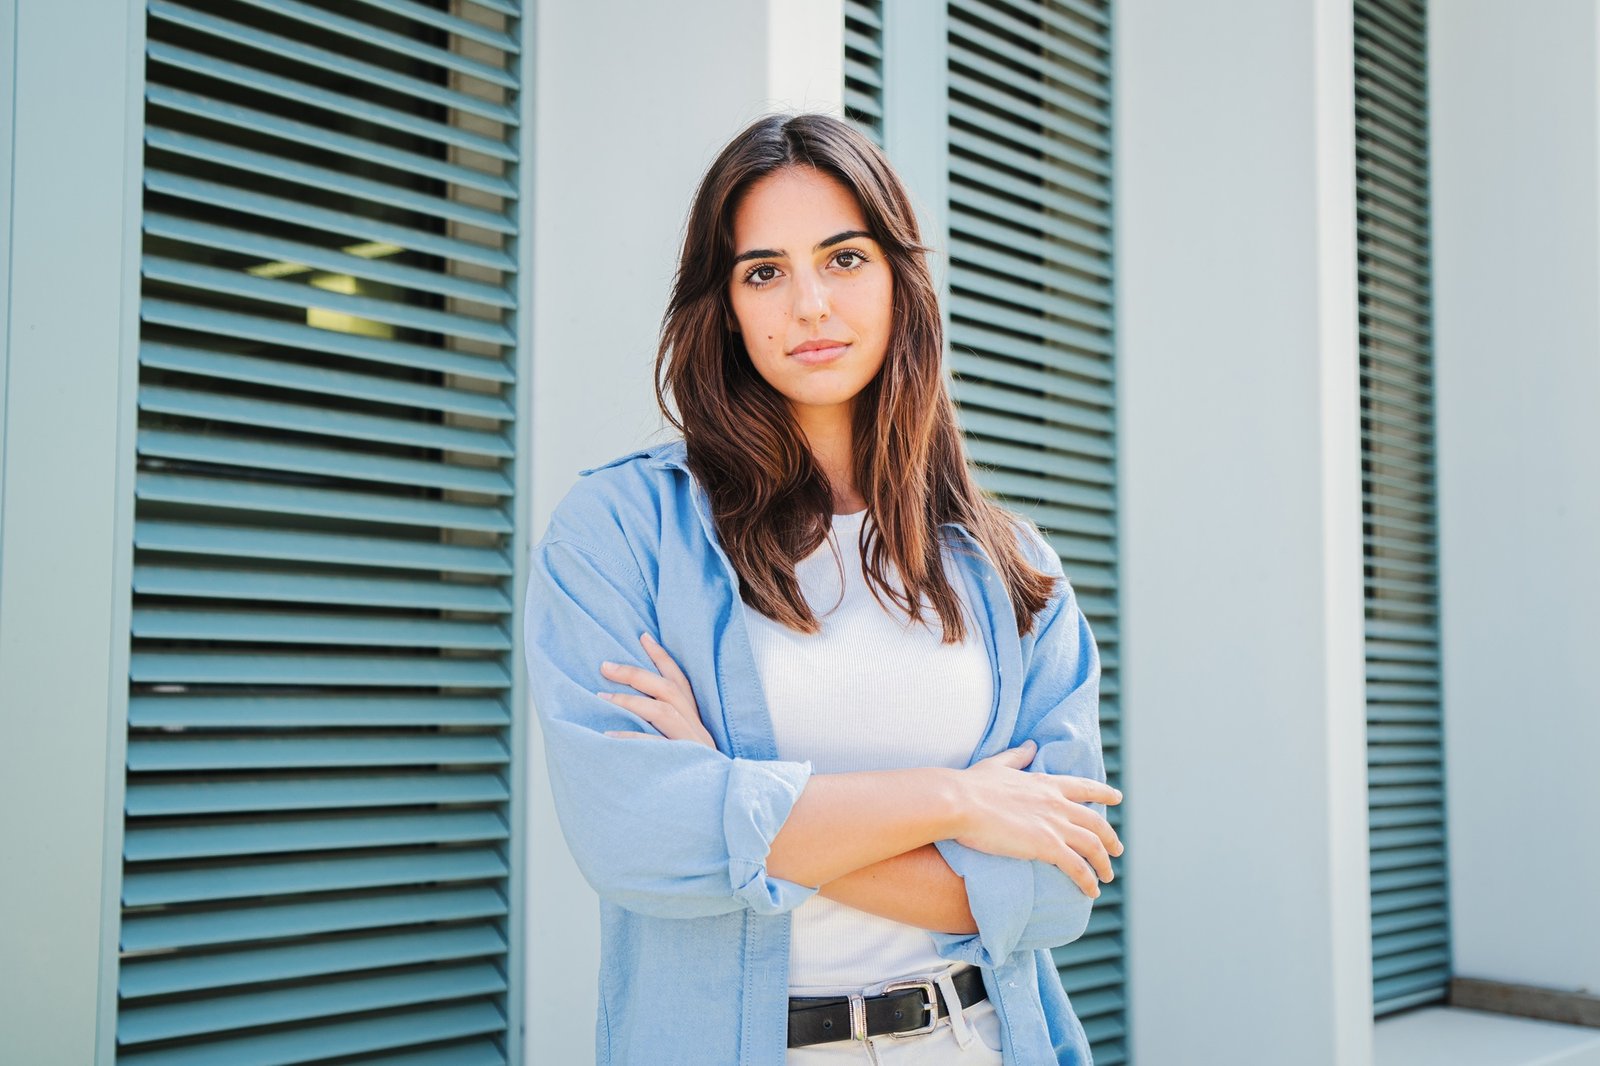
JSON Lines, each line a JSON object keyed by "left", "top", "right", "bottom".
{"left": 785, "top": 962, "right": 1006, "bottom": 1065}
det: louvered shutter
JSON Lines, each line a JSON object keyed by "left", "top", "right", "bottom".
{"left": 844, "top": 0, "right": 886, "bottom": 144}
{"left": 118, "top": 1, "right": 526, "bottom": 1062}
{"left": 1355, "top": 0, "right": 1451, "bottom": 1018}
{"left": 944, "top": 1, "right": 1125, "bottom": 1060}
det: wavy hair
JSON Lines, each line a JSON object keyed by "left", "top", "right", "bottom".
{"left": 653, "top": 111, "right": 1060, "bottom": 642}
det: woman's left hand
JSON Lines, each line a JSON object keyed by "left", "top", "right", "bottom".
{"left": 598, "top": 632, "right": 716, "bottom": 749}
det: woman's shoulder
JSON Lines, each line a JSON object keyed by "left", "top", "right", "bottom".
{"left": 989, "top": 508, "right": 1061, "bottom": 575}
{"left": 541, "top": 436, "right": 687, "bottom": 550}
{"left": 575, "top": 435, "right": 687, "bottom": 478}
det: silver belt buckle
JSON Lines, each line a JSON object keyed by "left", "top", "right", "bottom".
{"left": 880, "top": 979, "right": 939, "bottom": 1037}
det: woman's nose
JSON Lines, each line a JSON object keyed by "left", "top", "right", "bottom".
{"left": 792, "top": 271, "right": 830, "bottom": 323}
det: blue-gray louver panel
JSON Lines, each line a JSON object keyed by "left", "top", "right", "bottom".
{"left": 844, "top": 0, "right": 885, "bottom": 144}
{"left": 945, "top": 0, "right": 1124, "bottom": 1060}
{"left": 1355, "top": 0, "right": 1451, "bottom": 1018}
{"left": 119, "top": 0, "right": 525, "bottom": 1061}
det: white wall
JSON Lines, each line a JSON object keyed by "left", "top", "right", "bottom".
{"left": 522, "top": 2, "right": 841, "bottom": 1060}
{"left": 1429, "top": 0, "right": 1600, "bottom": 995}
{"left": 1115, "top": 1, "right": 1375, "bottom": 1061}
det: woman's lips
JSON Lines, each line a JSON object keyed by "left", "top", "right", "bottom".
{"left": 789, "top": 343, "right": 849, "bottom": 365}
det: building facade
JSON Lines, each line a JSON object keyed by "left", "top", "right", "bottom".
{"left": 2, "top": 1, "right": 1597, "bottom": 1064}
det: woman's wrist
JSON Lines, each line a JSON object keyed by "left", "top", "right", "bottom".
{"left": 925, "top": 765, "right": 973, "bottom": 842}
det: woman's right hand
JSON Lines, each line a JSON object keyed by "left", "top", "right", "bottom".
{"left": 952, "top": 741, "right": 1124, "bottom": 898}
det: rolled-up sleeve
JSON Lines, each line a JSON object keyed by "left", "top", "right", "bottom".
{"left": 928, "top": 530, "right": 1108, "bottom": 969}
{"left": 524, "top": 535, "right": 820, "bottom": 919}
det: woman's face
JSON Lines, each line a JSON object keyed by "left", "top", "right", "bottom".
{"left": 726, "top": 165, "right": 893, "bottom": 430}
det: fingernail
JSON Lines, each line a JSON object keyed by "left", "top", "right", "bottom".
{"left": 1021, "top": 740, "right": 1037, "bottom": 751}
{"left": 596, "top": 691, "right": 612, "bottom": 700}
{"left": 640, "top": 632, "right": 653, "bottom": 644}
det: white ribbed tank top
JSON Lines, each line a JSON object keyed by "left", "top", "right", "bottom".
{"left": 742, "top": 507, "right": 995, "bottom": 994}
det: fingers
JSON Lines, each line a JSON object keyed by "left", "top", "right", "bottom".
{"left": 639, "top": 632, "right": 691, "bottom": 688}
{"left": 1051, "top": 774, "right": 1122, "bottom": 810}
{"left": 1064, "top": 821, "right": 1115, "bottom": 884}
{"left": 600, "top": 659, "right": 676, "bottom": 703}
{"left": 1050, "top": 844, "right": 1101, "bottom": 898}
{"left": 979, "top": 741, "right": 1036, "bottom": 768}
{"left": 598, "top": 692, "right": 681, "bottom": 738}
{"left": 604, "top": 730, "right": 663, "bottom": 740}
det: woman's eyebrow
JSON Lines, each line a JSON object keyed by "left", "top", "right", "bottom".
{"left": 732, "top": 229, "right": 874, "bottom": 265}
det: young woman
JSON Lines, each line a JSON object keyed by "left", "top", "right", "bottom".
{"left": 523, "top": 112, "right": 1122, "bottom": 1065}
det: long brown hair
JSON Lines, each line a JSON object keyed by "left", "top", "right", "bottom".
{"left": 653, "top": 111, "right": 1059, "bottom": 642}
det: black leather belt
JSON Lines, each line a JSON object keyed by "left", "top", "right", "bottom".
{"left": 787, "top": 967, "right": 988, "bottom": 1047}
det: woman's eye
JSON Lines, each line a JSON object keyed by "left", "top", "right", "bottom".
{"left": 744, "top": 264, "right": 779, "bottom": 287}
{"left": 834, "top": 250, "right": 866, "bottom": 269}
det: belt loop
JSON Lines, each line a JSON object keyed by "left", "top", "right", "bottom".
{"left": 937, "top": 968, "right": 976, "bottom": 1050}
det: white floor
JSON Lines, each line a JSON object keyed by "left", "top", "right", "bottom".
{"left": 1375, "top": 1007, "right": 1600, "bottom": 1066}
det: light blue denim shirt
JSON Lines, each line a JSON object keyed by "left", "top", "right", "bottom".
{"left": 522, "top": 436, "right": 1107, "bottom": 1065}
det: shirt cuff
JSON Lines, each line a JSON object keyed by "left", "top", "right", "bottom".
{"left": 723, "top": 755, "right": 820, "bottom": 915}
{"left": 926, "top": 837, "right": 1034, "bottom": 969}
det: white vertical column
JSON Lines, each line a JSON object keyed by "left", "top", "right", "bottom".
{"left": 523, "top": 2, "right": 843, "bottom": 1060}
{"left": 1115, "top": 0, "right": 1374, "bottom": 1062}
{"left": 768, "top": 0, "right": 844, "bottom": 115}
{"left": 1429, "top": 0, "right": 1600, "bottom": 996}
{"left": 0, "top": 1, "right": 144, "bottom": 1062}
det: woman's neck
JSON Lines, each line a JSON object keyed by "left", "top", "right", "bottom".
{"left": 792, "top": 407, "right": 864, "bottom": 513}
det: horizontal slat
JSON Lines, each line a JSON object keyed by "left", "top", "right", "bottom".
{"left": 141, "top": 300, "right": 515, "bottom": 382}
{"left": 142, "top": 257, "right": 513, "bottom": 346}
{"left": 127, "top": 694, "right": 509, "bottom": 729}
{"left": 146, "top": 169, "right": 511, "bottom": 276}
{"left": 121, "top": 924, "right": 507, "bottom": 998}
{"left": 123, "top": 847, "right": 509, "bottom": 906}
{"left": 124, "top": 811, "right": 508, "bottom": 862}
{"left": 948, "top": 94, "right": 1110, "bottom": 176}
{"left": 126, "top": 772, "right": 509, "bottom": 816}
{"left": 230, "top": 0, "right": 518, "bottom": 90}
{"left": 951, "top": 263, "right": 1113, "bottom": 334}
{"left": 354, "top": 1039, "right": 506, "bottom": 1066}
{"left": 121, "top": 886, "right": 507, "bottom": 953}
{"left": 952, "top": 375, "right": 1112, "bottom": 428}
{"left": 136, "top": 430, "right": 513, "bottom": 498}
{"left": 949, "top": 230, "right": 1112, "bottom": 304}
{"left": 950, "top": 126, "right": 1112, "bottom": 211}
{"left": 950, "top": 347, "right": 1115, "bottom": 411}
{"left": 132, "top": 562, "right": 509, "bottom": 612}
{"left": 127, "top": 735, "right": 509, "bottom": 772}
{"left": 144, "top": 125, "right": 514, "bottom": 235}
{"left": 131, "top": 608, "right": 508, "bottom": 649}
{"left": 117, "top": 1000, "right": 505, "bottom": 1066}
{"left": 135, "top": 520, "right": 511, "bottom": 576}
{"left": 959, "top": 406, "right": 1113, "bottom": 462}
{"left": 147, "top": 40, "right": 514, "bottom": 160}
{"left": 347, "top": 0, "right": 520, "bottom": 53}
{"left": 129, "top": 650, "right": 510, "bottom": 688}
{"left": 950, "top": 0, "right": 1110, "bottom": 93}
{"left": 967, "top": 436, "right": 1113, "bottom": 487}
{"left": 149, "top": 1, "right": 518, "bottom": 127}
{"left": 134, "top": 472, "right": 512, "bottom": 534}
{"left": 141, "top": 343, "right": 513, "bottom": 420}
{"left": 143, "top": 213, "right": 513, "bottom": 308}
{"left": 119, "top": 962, "right": 505, "bottom": 1045}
